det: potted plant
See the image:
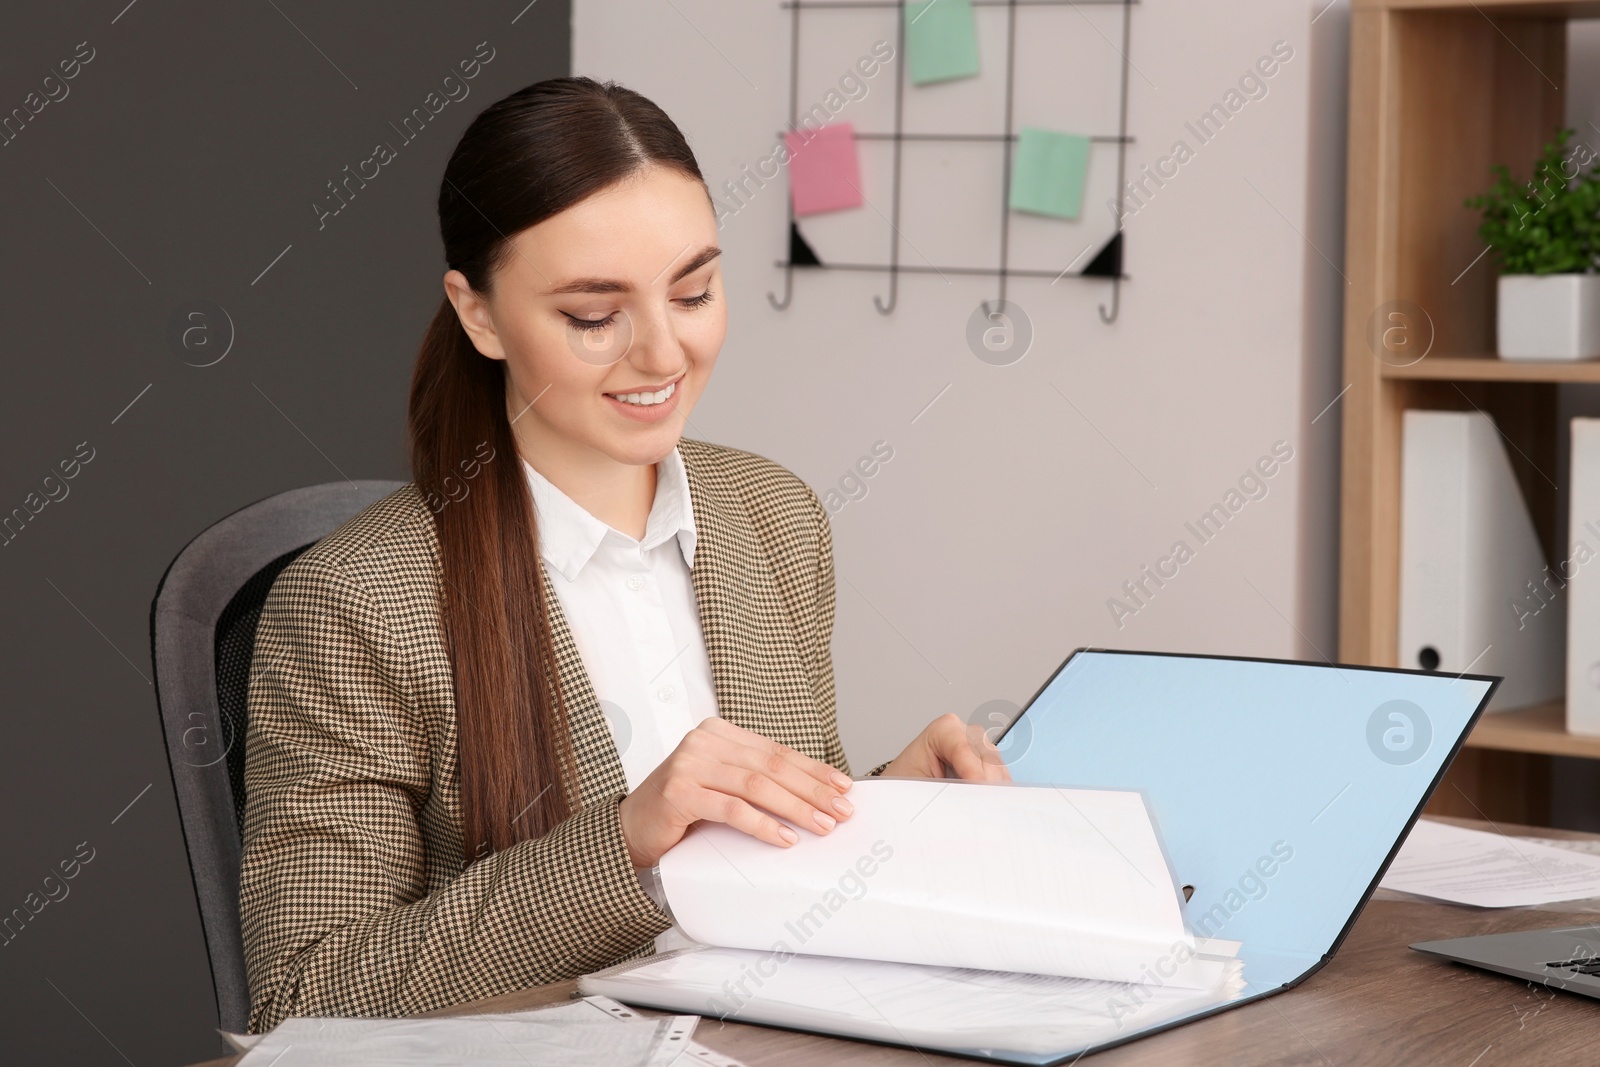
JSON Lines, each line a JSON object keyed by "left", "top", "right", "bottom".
{"left": 1468, "top": 130, "right": 1600, "bottom": 361}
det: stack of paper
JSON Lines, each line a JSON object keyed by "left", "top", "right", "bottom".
{"left": 582, "top": 779, "right": 1246, "bottom": 1059}
{"left": 232, "top": 996, "right": 718, "bottom": 1067}
{"left": 585, "top": 942, "right": 1243, "bottom": 1058}
{"left": 1380, "top": 820, "right": 1600, "bottom": 907}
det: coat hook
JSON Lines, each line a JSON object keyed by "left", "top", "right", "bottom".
{"left": 1098, "top": 277, "right": 1121, "bottom": 324}
{"left": 874, "top": 269, "right": 898, "bottom": 314}
{"left": 768, "top": 267, "right": 794, "bottom": 311}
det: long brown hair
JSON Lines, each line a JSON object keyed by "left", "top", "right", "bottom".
{"left": 408, "top": 77, "right": 706, "bottom": 863}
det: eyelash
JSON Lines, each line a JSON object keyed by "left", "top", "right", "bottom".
{"left": 565, "top": 312, "right": 617, "bottom": 332}
{"left": 562, "top": 289, "right": 715, "bottom": 332}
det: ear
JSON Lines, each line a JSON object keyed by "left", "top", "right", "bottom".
{"left": 443, "top": 270, "right": 506, "bottom": 361}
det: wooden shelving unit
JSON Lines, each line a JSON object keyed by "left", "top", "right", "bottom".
{"left": 1341, "top": 0, "right": 1600, "bottom": 825}
{"left": 1465, "top": 702, "right": 1600, "bottom": 759}
{"left": 1383, "top": 355, "right": 1600, "bottom": 384}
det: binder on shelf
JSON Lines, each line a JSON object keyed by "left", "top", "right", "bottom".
{"left": 1398, "top": 410, "right": 1562, "bottom": 712}
{"left": 1568, "top": 418, "right": 1600, "bottom": 735}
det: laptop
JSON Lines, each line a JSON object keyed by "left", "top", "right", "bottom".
{"left": 1413, "top": 926, "right": 1600, "bottom": 996}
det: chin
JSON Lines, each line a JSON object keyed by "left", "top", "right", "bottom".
{"left": 604, "top": 426, "right": 686, "bottom": 467}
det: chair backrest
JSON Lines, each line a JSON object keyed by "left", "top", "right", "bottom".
{"left": 150, "top": 480, "right": 405, "bottom": 1034}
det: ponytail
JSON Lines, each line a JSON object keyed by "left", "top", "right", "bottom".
{"left": 411, "top": 77, "right": 705, "bottom": 862}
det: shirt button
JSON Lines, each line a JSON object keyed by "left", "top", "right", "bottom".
{"left": 626, "top": 574, "right": 645, "bottom": 591}
{"left": 657, "top": 685, "right": 675, "bottom": 702}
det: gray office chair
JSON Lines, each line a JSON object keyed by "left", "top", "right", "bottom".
{"left": 150, "top": 480, "right": 404, "bottom": 1034}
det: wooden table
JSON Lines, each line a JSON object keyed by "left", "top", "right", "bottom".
{"left": 192, "top": 820, "right": 1600, "bottom": 1066}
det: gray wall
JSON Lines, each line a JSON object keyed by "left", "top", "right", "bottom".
{"left": 0, "top": 3, "right": 570, "bottom": 1063}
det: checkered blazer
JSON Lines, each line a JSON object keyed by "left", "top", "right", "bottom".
{"left": 240, "top": 439, "right": 860, "bottom": 1032}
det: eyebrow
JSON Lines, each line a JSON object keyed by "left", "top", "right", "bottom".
{"left": 546, "top": 244, "right": 722, "bottom": 295}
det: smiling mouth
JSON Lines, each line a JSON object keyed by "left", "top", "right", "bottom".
{"left": 606, "top": 380, "right": 678, "bottom": 407}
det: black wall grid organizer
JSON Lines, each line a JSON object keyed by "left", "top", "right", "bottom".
{"left": 768, "top": 0, "right": 1136, "bottom": 323}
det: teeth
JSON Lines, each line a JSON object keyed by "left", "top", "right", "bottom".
{"left": 612, "top": 381, "right": 676, "bottom": 406}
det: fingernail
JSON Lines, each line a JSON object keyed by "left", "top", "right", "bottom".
{"left": 778, "top": 825, "right": 799, "bottom": 845}
{"left": 830, "top": 772, "right": 853, "bottom": 791}
{"left": 832, "top": 795, "right": 854, "bottom": 817}
{"left": 813, "top": 810, "right": 837, "bottom": 832}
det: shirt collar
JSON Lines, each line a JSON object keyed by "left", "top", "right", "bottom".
{"left": 522, "top": 447, "right": 698, "bottom": 582}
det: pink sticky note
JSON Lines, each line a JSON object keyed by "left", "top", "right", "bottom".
{"left": 783, "top": 122, "right": 863, "bottom": 217}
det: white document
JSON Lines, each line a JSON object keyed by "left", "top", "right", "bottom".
{"left": 1379, "top": 819, "right": 1600, "bottom": 907}
{"left": 659, "top": 778, "right": 1190, "bottom": 985}
{"left": 581, "top": 943, "right": 1245, "bottom": 1058}
{"left": 234, "top": 998, "right": 696, "bottom": 1067}
{"left": 1519, "top": 835, "right": 1600, "bottom": 859}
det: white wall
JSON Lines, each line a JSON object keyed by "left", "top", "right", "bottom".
{"left": 574, "top": 0, "right": 1349, "bottom": 770}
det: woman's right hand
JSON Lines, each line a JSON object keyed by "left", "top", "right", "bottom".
{"left": 618, "top": 717, "right": 855, "bottom": 868}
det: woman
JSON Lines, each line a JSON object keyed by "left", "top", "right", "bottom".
{"left": 240, "top": 76, "right": 1008, "bottom": 1034}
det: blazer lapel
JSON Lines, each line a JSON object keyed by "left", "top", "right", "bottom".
{"left": 420, "top": 497, "right": 629, "bottom": 811}
{"left": 680, "top": 443, "right": 821, "bottom": 751}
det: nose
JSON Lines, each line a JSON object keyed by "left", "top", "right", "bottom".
{"left": 625, "top": 303, "right": 687, "bottom": 380}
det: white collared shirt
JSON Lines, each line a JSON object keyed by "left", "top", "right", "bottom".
{"left": 522, "top": 448, "right": 721, "bottom": 794}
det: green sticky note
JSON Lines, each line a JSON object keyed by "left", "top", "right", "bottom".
{"left": 906, "top": 0, "right": 980, "bottom": 85}
{"left": 1009, "top": 127, "right": 1092, "bottom": 220}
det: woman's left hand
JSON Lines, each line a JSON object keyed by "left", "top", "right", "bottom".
{"left": 878, "top": 713, "right": 1012, "bottom": 781}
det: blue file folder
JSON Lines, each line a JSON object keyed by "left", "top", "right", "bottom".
{"left": 997, "top": 648, "right": 1497, "bottom": 1063}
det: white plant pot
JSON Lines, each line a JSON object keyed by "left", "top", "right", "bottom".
{"left": 1496, "top": 273, "right": 1600, "bottom": 361}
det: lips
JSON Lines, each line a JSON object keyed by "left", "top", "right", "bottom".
{"left": 606, "top": 380, "right": 677, "bottom": 407}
